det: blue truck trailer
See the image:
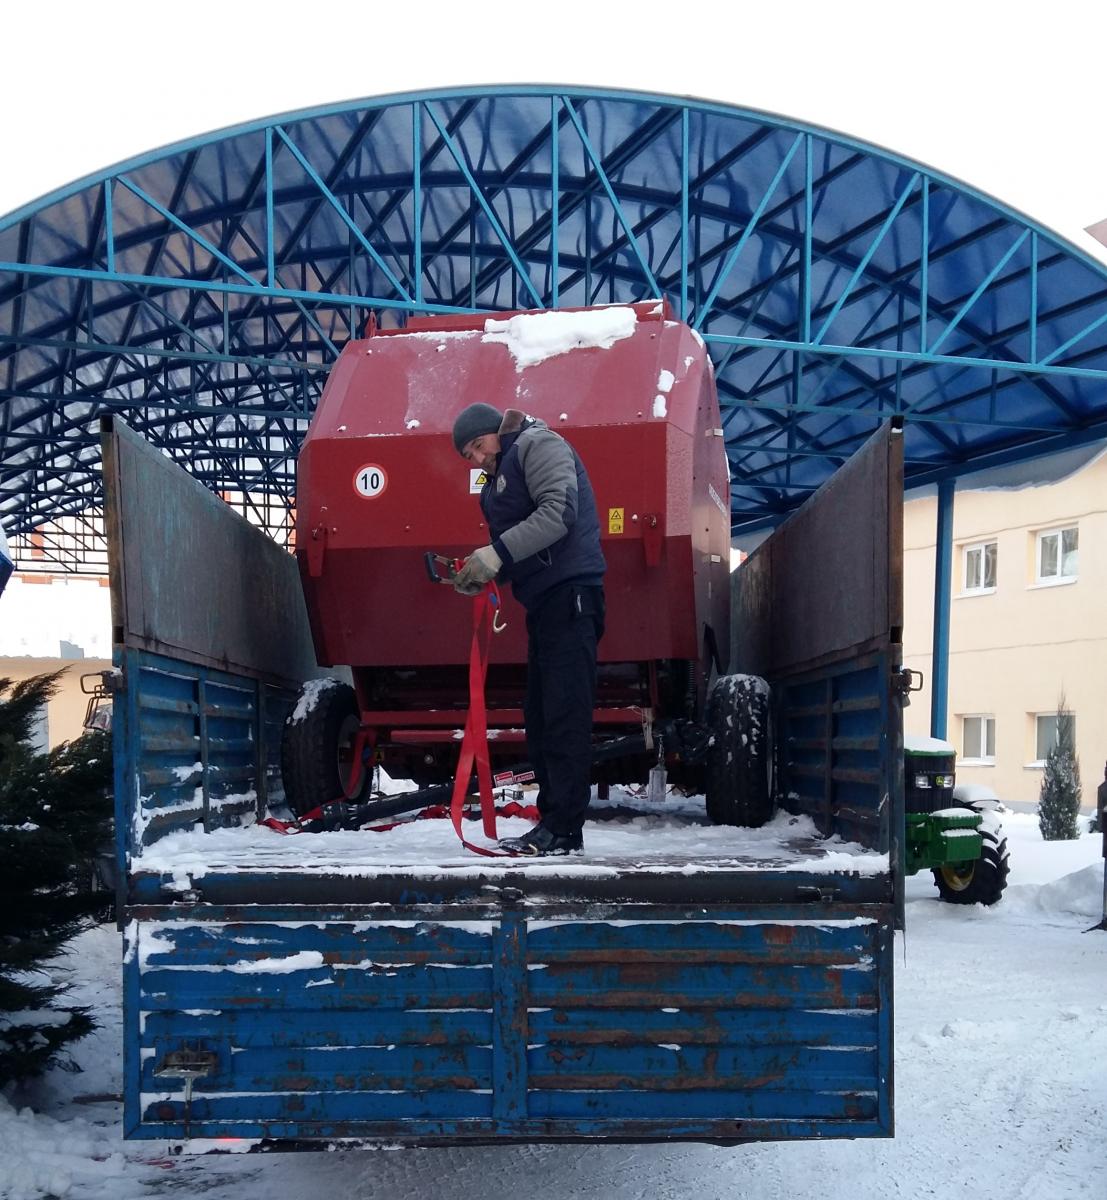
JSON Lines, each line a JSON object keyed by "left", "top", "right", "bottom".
{"left": 103, "top": 414, "right": 904, "bottom": 1147}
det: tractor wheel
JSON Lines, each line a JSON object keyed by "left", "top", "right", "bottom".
{"left": 280, "top": 680, "right": 367, "bottom": 817}
{"left": 704, "top": 674, "right": 774, "bottom": 827}
{"left": 932, "top": 823, "right": 1010, "bottom": 906}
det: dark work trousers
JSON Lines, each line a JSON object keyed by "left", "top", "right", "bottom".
{"left": 523, "top": 582, "right": 605, "bottom": 837}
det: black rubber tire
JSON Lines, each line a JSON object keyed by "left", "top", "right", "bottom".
{"left": 280, "top": 681, "right": 366, "bottom": 817}
{"left": 932, "top": 825, "right": 1009, "bottom": 906}
{"left": 705, "top": 674, "right": 774, "bottom": 827}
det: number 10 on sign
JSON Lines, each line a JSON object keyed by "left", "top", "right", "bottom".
{"left": 354, "top": 464, "right": 387, "bottom": 498}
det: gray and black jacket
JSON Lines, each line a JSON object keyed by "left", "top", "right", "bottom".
{"left": 482, "top": 410, "right": 606, "bottom": 611}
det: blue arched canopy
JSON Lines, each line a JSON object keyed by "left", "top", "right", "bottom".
{"left": 3, "top": 85, "right": 1107, "bottom": 568}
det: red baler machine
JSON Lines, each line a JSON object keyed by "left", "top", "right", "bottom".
{"left": 284, "top": 300, "right": 747, "bottom": 819}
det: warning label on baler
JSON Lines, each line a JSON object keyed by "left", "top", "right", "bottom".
{"left": 470, "top": 469, "right": 489, "bottom": 493}
{"left": 608, "top": 507, "right": 624, "bottom": 534}
{"left": 494, "top": 769, "right": 536, "bottom": 786}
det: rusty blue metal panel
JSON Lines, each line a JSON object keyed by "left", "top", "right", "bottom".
{"left": 491, "top": 910, "right": 527, "bottom": 1122}
{"left": 778, "top": 649, "right": 894, "bottom": 851}
{"left": 127, "top": 906, "right": 892, "bottom": 1144}
{"left": 119, "top": 639, "right": 894, "bottom": 1145}
{"left": 118, "top": 647, "right": 295, "bottom": 855}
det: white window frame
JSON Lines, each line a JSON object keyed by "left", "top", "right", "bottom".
{"left": 1033, "top": 525, "right": 1078, "bottom": 587}
{"left": 960, "top": 540, "right": 997, "bottom": 596}
{"left": 1029, "top": 711, "right": 1076, "bottom": 768}
{"left": 28, "top": 704, "right": 49, "bottom": 755}
{"left": 960, "top": 714, "right": 996, "bottom": 765}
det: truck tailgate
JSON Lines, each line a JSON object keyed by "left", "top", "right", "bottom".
{"left": 127, "top": 897, "right": 891, "bottom": 1144}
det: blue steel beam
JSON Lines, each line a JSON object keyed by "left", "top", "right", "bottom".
{"left": 703, "top": 330, "right": 1107, "bottom": 383}
{"left": 812, "top": 174, "right": 921, "bottom": 347}
{"left": 273, "top": 125, "right": 413, "bottom": 304}
{"left": 693, "top": 134, "right": 804, "bottom": 332}
{"left": 422, "top": 103, "right": 544, "bottom": 308}
{"left": 0, "top": 260, "right": 462, "bottom": 314}
{"left": 930, "top": 480, "right": 955, "bottom": 741}
{"left": 5, "top": 87, "right": 1107, "bottom": 556}
{"left": 927, "top": 229, "right": 1029, "bottom": 355}
{"left": 560, "top": 97, "right": 662, "bottom": 299}
{"left": 115, "top": 175, "right": 262, "bottom": 289}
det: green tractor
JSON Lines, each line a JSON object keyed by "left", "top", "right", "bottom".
{"left": 903, "top": 735, "right": 1010, "bottom": 905}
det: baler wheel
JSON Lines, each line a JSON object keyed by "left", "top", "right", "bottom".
{"left": 281, "top": 681, "right": 367, "bottom": 817}
{"left": 704, "top": 674, "right": 773, "bottom": 827}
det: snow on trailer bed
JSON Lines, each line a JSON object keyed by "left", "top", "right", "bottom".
{"left": 134, "top": 787, "right": 887, "bottom": 885}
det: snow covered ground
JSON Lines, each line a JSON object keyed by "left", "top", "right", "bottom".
{"left": 2, "top": 811, "right": 1105, "bottom": 1200}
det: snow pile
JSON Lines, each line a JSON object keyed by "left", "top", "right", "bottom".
{"left": 1, "top": 817, "right": 1104, "bottom": 1198}
{"left": 1007, "top": 862, "right": 1103, "bottom": 919}
{"left": 952, "top": 782, "right": 1001, "bottom": 806}
{"left": 1033, "top": 863, "right": 1103, "bottom": 917}
{"left": 903, "top": 733, "right": 955, "bottom": 754}
{"left": 135, "top": 795, "right": 887, "bottom": 880}
{"left": 482, "top": 307, "right": 637, "bottom": 370}
{"left": 0, "top": 1095, "right": 136, "bottom": 1200}
{"left": 288, "top": 677, "right": 341, "bottom": 723}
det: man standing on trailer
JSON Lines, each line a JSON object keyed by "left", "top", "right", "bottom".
{"left": 450, "top": 403, "right": 606, "bottom": 856}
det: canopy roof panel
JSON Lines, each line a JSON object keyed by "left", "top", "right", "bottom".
{"left": 3, "top": 84, "right": 1107, "bottom": 565}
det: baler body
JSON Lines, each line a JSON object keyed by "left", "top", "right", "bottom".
{"left": 293, "top": 302, "right": 729, "bottom": 782}
{"left": 295, "top": 301, "right": 729, "bottom": 683}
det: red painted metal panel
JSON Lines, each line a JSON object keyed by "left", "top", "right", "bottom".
{"left": 295, "top": 303, "right": 730, "bottom": 674}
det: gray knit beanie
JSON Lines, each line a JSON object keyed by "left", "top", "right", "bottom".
{"left": 451, "top": 403, "right": 503, "bottom": 454}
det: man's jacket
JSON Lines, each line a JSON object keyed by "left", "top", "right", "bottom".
{"left": 481, "top": 410, "right": 606, "bottom": 611}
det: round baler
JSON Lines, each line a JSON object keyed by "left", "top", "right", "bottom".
{"left": 283, "top": 300, "right": 766, "bottom": 822}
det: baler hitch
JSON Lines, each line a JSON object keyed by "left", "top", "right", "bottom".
{"left": 292, "top": 720, "right": 710, "bottom": 832}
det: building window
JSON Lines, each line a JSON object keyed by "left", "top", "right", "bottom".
{"left": 29, "top": 704, "right": 49, "bottom": 755}
{"left": 962, "top": 715, "right": 995, "bottom": 763}
{"left": 962, "top": 541, "right": 997, "bottom": 593}
{"left": 1034, "top": 711, "right": 1075, "bottom": 765}
{"left": 1035, "top": 526, "right": 1078, "bottom": 584}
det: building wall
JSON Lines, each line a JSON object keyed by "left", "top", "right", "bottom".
{"left": 0, "top": 657, "right": 112, "bottom": 748}
{"left": 903, "top": 453, "right": 1107, "bottom": 807}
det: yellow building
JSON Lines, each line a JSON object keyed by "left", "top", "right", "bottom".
{"left": 0, "top": 656, "right": 112, "bottom": 749}
{"left": 903, "top": 448, "right": 1107, "bottom": 807}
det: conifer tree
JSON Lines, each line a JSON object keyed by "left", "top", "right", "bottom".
{"left": 1038, "top": 694, "right": 1082, "bottom": 841}
{"left": 0, "top": 671, "right": 113, "bottom": 1083}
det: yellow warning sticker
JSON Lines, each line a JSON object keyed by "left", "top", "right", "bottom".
{"left": 608, "top": 507, "right": 624, "bottom": 534}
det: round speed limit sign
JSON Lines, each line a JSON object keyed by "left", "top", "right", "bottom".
{"left": 353, "top": 463, "right": 387, "bottom": 498}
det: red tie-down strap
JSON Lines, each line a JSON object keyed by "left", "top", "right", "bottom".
{"left": 259, "top": 799, "right": 539, "bottom": 837}
{"left": 449, "top": 582, "right": 521, "bottom": 856}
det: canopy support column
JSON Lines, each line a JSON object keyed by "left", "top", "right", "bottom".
{"left": 931, "top": 479, "right": 954, "bottom": 740}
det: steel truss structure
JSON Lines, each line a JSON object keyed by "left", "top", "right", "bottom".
{"left": 3, "top": 86, "right": 1107, "bottom": 570}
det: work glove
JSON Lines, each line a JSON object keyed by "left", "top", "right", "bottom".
{"left": 453, "top": 545, "right": 501, "bottom": 595}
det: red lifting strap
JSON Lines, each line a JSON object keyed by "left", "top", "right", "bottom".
{"left": 450, "top": 582, "right": 517, "bottom": 856}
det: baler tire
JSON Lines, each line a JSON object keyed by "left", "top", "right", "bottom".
{"left": 704, "top": 674, "right": 774, "bottom": 827}
{"left": 932, "top": 826, "right": 1009, "bottom": 906}
{"left": 281, "top": 681, "right": 366, "bottom": 817}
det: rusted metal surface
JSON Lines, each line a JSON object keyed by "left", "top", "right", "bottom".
{"left": 128, "top": 906, "right": 891, "bottom": 1144}
{"left": 730, "top": 422, "right": 904, "bottom": 854}
{"left": 101, "top": 417, "right": 320, "bottom": 686}
{"left": 120, "top": 649, "right": 295, "bottom": 850}
{"left": 731, "top": 421, "right": 903, "bottom": 678}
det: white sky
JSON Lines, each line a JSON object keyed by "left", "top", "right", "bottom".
{"left": 1, "top": 0, "right": 1106, "bottom": 263}
{"left": 3, "top": 0, "right": 1107, "bottom": 655}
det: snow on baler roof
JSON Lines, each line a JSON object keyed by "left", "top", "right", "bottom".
{"left": 315, "top": 300, "right": 707, "bottom": 438}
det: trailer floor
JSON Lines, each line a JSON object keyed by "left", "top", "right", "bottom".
{"left": 133, "top": 787, "right": 888, "bottom": 882}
